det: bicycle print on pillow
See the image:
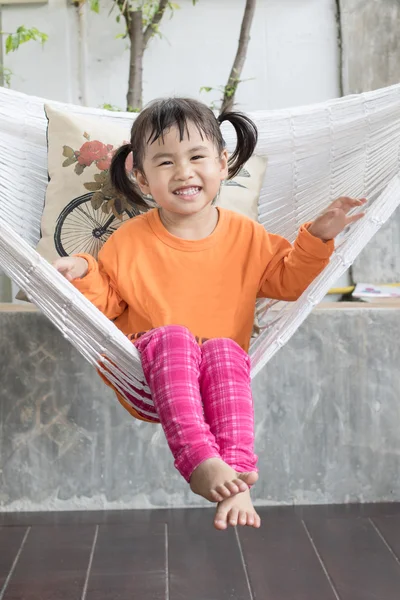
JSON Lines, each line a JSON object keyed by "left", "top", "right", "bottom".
{"left": 54, "top": 133, "right": 141, "bottom": 259}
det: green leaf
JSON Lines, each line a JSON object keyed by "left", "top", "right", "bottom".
{"left": 222, "top": 180, "right": 246, "bottom": 189}
{"left": 200, "top": 86, "right": 213, "bottom": 93}
{"left": 90, "top": 0, "right": 100, "bottom": 13}
{"left": 74, "top": 163, "right": 86, "bottom": 175}
{"left": 62, "top": 145, "right": 75, "bottom": 158}
{"left": 100, "top": 103, "right": 122, "bottom": 112}
{"left": 94, "top": 172, "right": 108, "bottom": 183}
{"left": 5, "top": 36, "right": 16, "bottom": 54}
{"left": 62, "top": 157, "right": 77, "bottom": 167}
{"left": 0, "top": 66, "right": 12, "bottom": 87}
{"left": 91, "top": 192, "right": 104, "bottom": 210}
{"left": 113, "top": 197, "right": 123, "bottom": 216}
{"left": 5, "top": 26, "right": 48, "bottom": 54}
{"left": 84, "top": 182, "right": 102, "bottom": 191}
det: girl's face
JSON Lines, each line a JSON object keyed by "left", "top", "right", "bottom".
{"left": 134, "top": 121, "right": 228, "bottom": 217}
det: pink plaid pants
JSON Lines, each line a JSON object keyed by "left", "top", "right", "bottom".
{"left": 127, "top": 325, "right": 257, "bottom": 482}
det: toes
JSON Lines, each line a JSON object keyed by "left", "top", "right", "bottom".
{"left": 238, "top": 510, "right": 247, "bottom": 526}
{"left": 233, "top": 478, "right": 248, "bottom": 493}
{"left": 209, "top": 489, "right": 225, "bottom": 503}
{"left": 214, "top": 507, "right": 228, "bottom": 530}
{"left": 228, "top": 508, "right": 239, "bottom": 527}
{"left": 215, "top": 484, "right": 232, "bottom": 499}
{"left": 253, "top": 513, "right": 261, "bottom": 528}
{"left": 225, "top": 481, "right": 240, "bottom": 495}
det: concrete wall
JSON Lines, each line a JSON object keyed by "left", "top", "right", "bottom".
{"left": 340, "top": 0, "right": 400, "bottom": 95}
{"left": 1, "top": 304, "right": 399, "bottom": 511}
{"left": 341, "top": 0, "right": 400, "bottom": 283}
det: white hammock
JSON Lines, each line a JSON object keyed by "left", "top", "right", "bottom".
{"left": 0, "top": 84, "right": 400, "bottom": 408}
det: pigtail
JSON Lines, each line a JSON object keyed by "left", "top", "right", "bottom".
{"left": 217, "top": 112, "right": 258, "bottom": 179}
{"left": 110, "top": 143, "right": 148, "bottom": 210}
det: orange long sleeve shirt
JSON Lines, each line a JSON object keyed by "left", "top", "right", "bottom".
{"left": 73, "top": 208, "right": 334, "bottom": 352}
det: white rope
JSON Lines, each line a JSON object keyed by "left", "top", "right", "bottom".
{"left": 1, "top": 83, "right": 400, "bottom": 244}
{"left": 251, "top": 175, "right": 400, "bottom": 378}
{"left": 0, "top": 216, "right": 149, "bottom": 397}
{"left": 0, "top": 84, "right": 400, "bottom": 390}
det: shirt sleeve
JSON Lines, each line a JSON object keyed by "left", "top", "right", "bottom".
{"left": 71, "top": 236, "right": 127, "bottom": 320}
{"left": 257, "top": 223, "right": 335, "bottom": 301}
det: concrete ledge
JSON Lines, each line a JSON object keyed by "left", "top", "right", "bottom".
{"left": 0, "top": 304, "right": 399, "bottom": 511}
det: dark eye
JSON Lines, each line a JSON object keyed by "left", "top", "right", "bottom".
{"left": 191, "top": 155, "right": 204, "bottom": 160}
{"left": 159, "top": 161, "right": 172, "bottom": 166}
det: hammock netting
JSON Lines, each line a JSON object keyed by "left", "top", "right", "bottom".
{"left": 0, "top": 84, "right": 399, "bottom": 407}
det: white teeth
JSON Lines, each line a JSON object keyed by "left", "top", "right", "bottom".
{"left": 174, "top": 187, "right": 200, "bottom": 196}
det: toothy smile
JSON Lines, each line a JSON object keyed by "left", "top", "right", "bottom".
{"left": 173, "top": 187, "right": 201, "bottom": 196}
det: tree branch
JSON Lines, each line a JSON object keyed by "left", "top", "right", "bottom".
{"left": 220, "top": 0, "right": 256, "bottom": 115}
{"left": 143, "top": 0, "right": 169, "bottom": 47}
{"left": 116, "top": 0, "right": 129, "bottom": 25}
{"left": 126, "top": 8, "right": 144, "bottom": 110}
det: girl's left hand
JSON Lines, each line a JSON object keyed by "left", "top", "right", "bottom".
{"left": 308, "top": 197, "right": 367, "bottom": 242}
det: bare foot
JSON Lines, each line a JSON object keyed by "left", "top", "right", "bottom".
{"left": 214, "top": 489, "right": 261, "bottom": 530}
{"left": 190, "top": 458, "right": 258, "bottom": 503}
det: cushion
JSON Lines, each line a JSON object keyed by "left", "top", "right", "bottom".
{"left": 217, "top": 154, "right": 267, "bottom": 220}
{"left": 17, "top": 104, "right": 267, "bottom": 300}
{"left": 37, "top": 104, "right": 135, "bottom": 264}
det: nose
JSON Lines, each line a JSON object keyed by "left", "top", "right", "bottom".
{"left": 174, "top": 160, "right": 194, "bottom": 181}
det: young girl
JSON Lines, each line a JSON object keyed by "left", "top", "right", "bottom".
{"left": 53, "top": 98, "right": 365, "bottom": 531}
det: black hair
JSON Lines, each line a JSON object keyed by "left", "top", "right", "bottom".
{"left": 110, "top": 97, "right": 258, "bottom": 210}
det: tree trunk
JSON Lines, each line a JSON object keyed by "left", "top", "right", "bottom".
{"left": 220, "top": 0, "right": 257, "bottom": 115}
{"left": 335, "top": 0, "right": 344, "bottom": 96}
{"left": 126, "top": 9, "right": 144, "bottom": 111}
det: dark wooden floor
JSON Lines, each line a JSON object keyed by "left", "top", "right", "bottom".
{"left": 1, "top": 503, "right": 400, "bottom": 599}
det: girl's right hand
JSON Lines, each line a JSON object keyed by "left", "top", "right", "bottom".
{"left": 52, "top": 256, "right": 89, "bottom": 282}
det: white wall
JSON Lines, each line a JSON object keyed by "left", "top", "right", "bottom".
{"left": 2, "top": 0, "right": 340, "bottom": 110}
